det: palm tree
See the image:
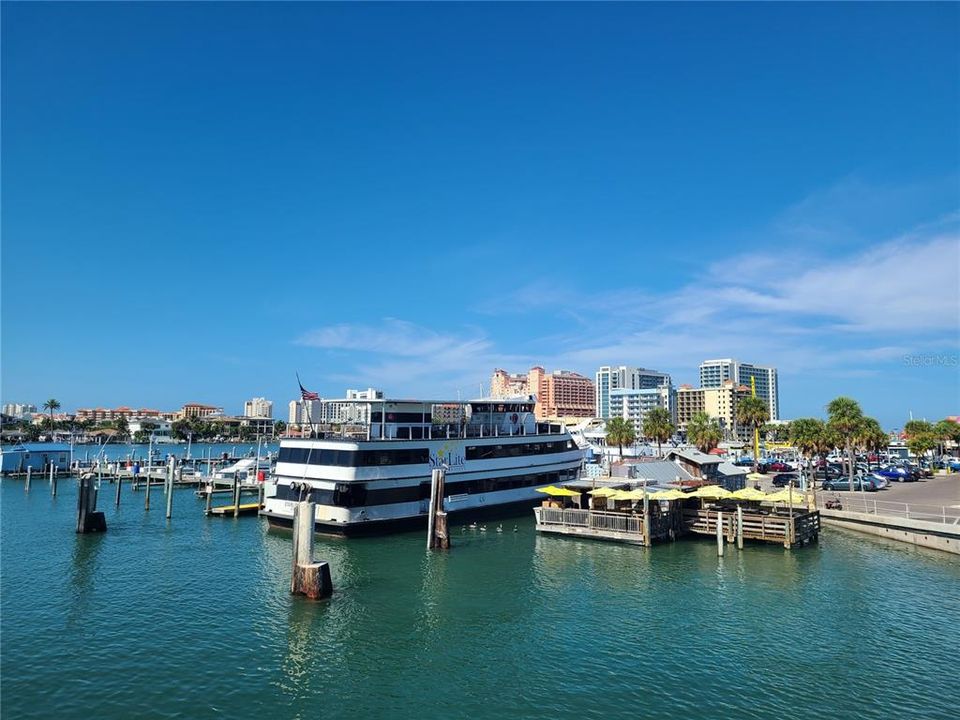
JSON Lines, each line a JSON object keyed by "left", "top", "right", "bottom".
{"left": 789, "top": 417, "right": 826, "bottom": 489}
{"left": 934, "top": 419, "right": 960, "bottom": 464}
{"left": 827, "top": 396, "right": 864, "bottom": 492}
{"left": 42, "top": 398, "right": 61, "bottom": 433}
{"left": 735, "top": 396, "right": 770, "bottom": 473}
{"left": 642, "top": 407, "right": 675, "bottom": 458}
{"left": 856, "top": 417, "right": 887, "bottom": 471}
{"left": 686, "top": 411, "right": 722, "bottom": 453}
{"left": 605, "top": 417, "right": 635, "bottom": 458}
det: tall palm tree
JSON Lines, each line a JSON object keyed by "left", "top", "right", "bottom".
{"left": 856, "top": 417, "right": 886, "bottom": 471}
{"left": 604, "top": 417, "right": 635, "bottom": 459}
{"left": 42, "top": 398, "right": 61, "bottom": 433}
{"left": 642, "top": 407, "right": 675, "bottom": 458}
{"left": 934, "top": 419, "right": 960, "bottom": 464}
{"left": 686, "top": 411, "right": 722, "bottom": 453}
{"left": 735, "top": 396, "right": 770, "bottom": 473}
{"left": 789, "top": 417, "right": 825, "bottom": 489}
{"left": 827, "top": 396, "right": 864, "bottom": 492}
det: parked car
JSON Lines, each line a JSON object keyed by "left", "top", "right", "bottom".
{"left": 814, "top": 465, "right": 844, "bottom": 481}
{"left": 822, "top": 476, "right": 879, "bottom": 492}
{"left": 950, "top": 461, "right": 960, "bottom": 472}
{"left": 763, "top": 461, "right": 792, "bottom": 473}
{"left": 866, "top": 473, "right": 890, "bottom": 490}
{"left": 874, "top": 466, "right": 915, "bottom": 482}
{"left": 771, "top": 473, "right": 800, "bottom": 488}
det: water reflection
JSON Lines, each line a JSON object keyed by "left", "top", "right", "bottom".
{"left": 66, "top": 532, "right": 105, "bottom": 627}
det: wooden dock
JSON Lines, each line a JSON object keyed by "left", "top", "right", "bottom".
{"left": 534, "top": 504, "right": 819, "bottom": 549}
{"left": 207, "top": 502, "right": 262, "bottom": 516}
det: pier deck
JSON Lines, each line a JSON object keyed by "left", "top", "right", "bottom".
{"left": 683, "top": 508, "right": 820, "bottom": 548}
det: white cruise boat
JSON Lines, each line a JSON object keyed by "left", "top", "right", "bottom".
{"left": 261, "top": 397, "right": 583, "bottom": 535}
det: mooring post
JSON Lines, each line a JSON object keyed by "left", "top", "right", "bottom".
{"left": 290, "top": 501, "right": 332, "bottom": 599}
{"left": 165, "top": 458, "right": 174, "bottom": 520}
{"left": 232, "top": 472, "right": 240, "bottom": 518}
{"left": 716, "top": 510, "right": 724, "bottom": 557}
{"left": 205, "top": 483, "right": 213, "bottom": 515}
{"left": 51, "top": 463, "right": 58, "bottom": 497}
{"left": 736, "top": 505, "right": 744, "bottom": 549}
{"left": 115, "top": 470, "right": 122, "bottom": 507}
{"left": 76, "top": 474, "right": 107, "bottom": 533}
{"left": 25, "top": 466, "right": 32, "bottom": 491}
{"left": 144, "top": 465, "right": 151, "bottom": 510}
{"left": 427, "top": 468, "right": 449, "bottom": 550}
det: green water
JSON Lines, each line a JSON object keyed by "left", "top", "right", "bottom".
{"left": 2, "top": 478, "right": 958, "bottom": 719}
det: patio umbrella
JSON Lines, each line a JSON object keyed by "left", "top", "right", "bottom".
{"left": 690, "top": 485, "right": 732, "bottom": 500}
{"left": 731, "top": 487, "right": 768, "bottom": 501}
{"left": 588, "top": 487, "right": 622, "bottom": 497}
{"left": 649, "top": 489, "right": 687, "bottom": 501}
{"left": 746, "top": 472, "right": 766, "bottom": 482}
{"left": 763, "top": 488, "right": 806, "bottom": 505}
{"left": 535, "top": 486, "right": 580, "bottom": 497}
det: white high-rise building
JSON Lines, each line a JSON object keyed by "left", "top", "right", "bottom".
{"left": 288, "top": 399, "right": 321, "bottom": 425}
{"left": 2, "top": 403, "right": 37, "bottom": 419}
{"left": 243, "top": 397, "right": 273, "bottom": 418}
{"left": 345, "top": 388, "right": 384, "bottom": 401}
{"left": 595, "top": 366, "right": 673, "bottom": 419}
{"left": 608, "top": 386, "right": 676, "bottom": 438}
{"left": 699, "top": 359, "right": 779, "bottom": 420}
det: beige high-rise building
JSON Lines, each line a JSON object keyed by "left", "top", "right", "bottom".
{"left": 490, "top": 367, "right": 595, "bottom": 420}
{"left": 677, "top": 381, "right": 751, "bottom": 440}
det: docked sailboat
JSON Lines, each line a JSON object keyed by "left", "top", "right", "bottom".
{"left": 261, "top": 397, "right": 583, "bottom": 535}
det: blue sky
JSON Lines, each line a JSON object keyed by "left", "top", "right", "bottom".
{"left": 2, "top": 2, "right": 958, "bottom": 429}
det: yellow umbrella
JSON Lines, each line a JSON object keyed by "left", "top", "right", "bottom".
{"left": 763, "top": 489, "right": 806, "bottom": 504}
{"left": 731, "top": 487, "right": 768, "bottom": 501}
{"left": 649, "top": 489, "right": 687, "bottom": 501}
{"left": 588, "top": 487, "right": 621, "bottom": 497}
{"left": 690, "top": 485, "right": 732, "bottom": 499}
{"left": 746, "top": 472, "right": 766, "bottom": 481}
{"left": 607, "top": 490, "right": 636, "bottom": 501}
{"left": 620, "top": 488, "right": 651, "bottom": 500}
{"left": 535, "top": 486, "right": 581, "bottom": 497}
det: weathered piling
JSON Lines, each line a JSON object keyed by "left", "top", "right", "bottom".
{"left": 716, "top": 510, "right": 724, "bottom": 557}
{"left": 144, "top": 466, "right": 151, "bottom": 510}
{"left": 115, "top": 471, "right": 122, "bottom": 507}
{"left": 76, "top": 475, "right": 107, "bottom": 533}
{"left": 232, "top": 472, "right": 240, "bottom": 518}
{"left": 426, "top": 468, "right": 450, "bottom": 550}
{"left": 25, "top": 466, "right": 32, "bottom": 491}
{"left": 205, "top": 483, "right": 213, "bottom": 515}
{"left": 165, "top": 459, "right": 174, "bottom": 520}
{"left": 50, "top": 463, "right": 58, "bottom": 497}
{"left": 736, "top": 505, "right": 744, "bottom": 550}
{"left": 290, "top": 501, "right": 333, "bottom": 599}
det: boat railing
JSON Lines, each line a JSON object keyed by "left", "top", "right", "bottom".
{"left": 535, "top": 507, "right": 644, "bottom": 535}
{"left": 300, "top": 421, "right": 568, "bottom": 441}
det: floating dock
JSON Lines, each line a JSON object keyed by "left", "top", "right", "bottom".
{"left": 207, "top": 503, "right": 262, "bottom": 516}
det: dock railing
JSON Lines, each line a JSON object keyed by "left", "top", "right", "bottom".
{"left": 817, "top": 496, "right": 960, "bottom": 525}
{"left": 535, "top": 507, "right": 645, "bottom": 536}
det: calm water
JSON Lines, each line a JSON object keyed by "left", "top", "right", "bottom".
{"left": 2, "top": 477, "right": 958, "bottom": 720}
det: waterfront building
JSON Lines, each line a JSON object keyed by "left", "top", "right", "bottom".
{"left": 608, "top": 386, "right": 676, "bottom": 438}
{"left": 175, "top": 403, "right": 223, "bottom": 420}
{"left": 595, "top": 366, "right": 673, "bottom": 419}
{"left": 699, "top": 358, "right": 779, "bottom": 420}
{"left": 491, "top": 369, "right": 529, "bottom": 398}
{"left": 490, "top": 367, "right": 594, "bottom": 420}
{"left": 2, "top": 403, "right": 37, "bottom": 419}
{"left": 76, "top": 406, "right": 173, "bottom": 422}
{"left": 128, "top": 419, "right": 175, "bottom": 442}
{"left": 243, "top": 397, "right": 273, "bottom": 418}
{"left": 676, "top": 381, "right": 752, "bottom": 440}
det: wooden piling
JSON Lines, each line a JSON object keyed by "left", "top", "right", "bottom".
{"left": 232, "top": 472, "right": 240, "bottom": 518}
{"left": 165, "top": 460, "right": 174, "bottom": 520}
{"left": 115, "top": 472, "right": 122, "bottom": 507}
{"left": 290, "top": 501, "right": 333, "bottom": 599}
{"left": 50, "top": 463, "right": 57, "bottom": 497}
{"left": 426, "top": 468, "right": 450, "bottom": 550}
{"left": 716, "top": 510, "right": 724, "bottom": 556}
{"left": 205, "top": 484, "right": 213, "bottom": 516}
{"left": 144, "top": 467, "right": 151, "bottom": 510}
{"left": 25, "top": 466, "right": 31, "bottom": 491}
{"left": 76, "top": 475, "right": 107, "bottom": 533}
{"left": 736, "top": 505, "right": 744, "bottom": 550}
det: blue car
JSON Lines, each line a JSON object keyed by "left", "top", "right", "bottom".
{"left": 873, "top": 466, "right": 915, "bottom": 482}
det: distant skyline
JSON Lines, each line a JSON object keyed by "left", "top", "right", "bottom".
{"left": 3, "top": 2, "right": 958, "bottom": 429}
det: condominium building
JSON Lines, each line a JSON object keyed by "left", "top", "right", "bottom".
{"left": 609, "top": 386, "right": 676, "bottom": 437}
{"left": 243, "top": 397, "right": 273, "bottom": 418}
{"left": 345, "top": 388, "right": 385, "bottom": 401}
{"left": 676, "top": 381, "right": 752, "bottom": 441}
{"left": 699, "top": 359, "right": 779, "bottom": 420}
{"left": 2, "top": 403, "right": 37, "bottom": 419}
{"left": 491, "top": 369, "right": 529, "bottom": 398}
{"left": 595, "top": 366, "right": 673, "bottom": 419}
{"left": 76, "top": 406, "right": 174, "bottom": 422}
{"left": 288, "top": 399, "right": 322, "bottom": 425}
{"left": 175, "top": 403, "right": 223, "bottom": 420}
{"left": 528, "top": 367, "right": 595, "bottom": 420}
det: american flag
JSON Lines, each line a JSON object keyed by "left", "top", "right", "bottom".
{"left": 298, "top": 376, "right": 320, "bottom": 401}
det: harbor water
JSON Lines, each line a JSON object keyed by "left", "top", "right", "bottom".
{"left": 1, "top": 477, "right": 958, "bottom": 719}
